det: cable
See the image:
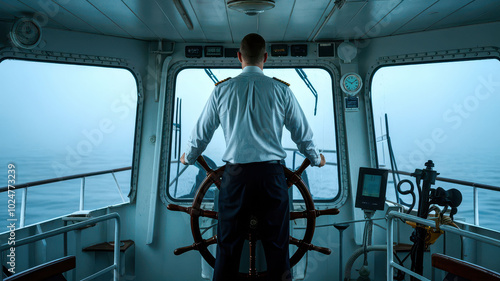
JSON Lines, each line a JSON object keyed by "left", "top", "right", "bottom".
{"left": 344, "top": 245, "right": 387, "bottom": 280}
{"left": 362, "top": 211, "right": 374, "bottom": 267}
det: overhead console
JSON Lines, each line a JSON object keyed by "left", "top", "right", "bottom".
{"left": 184, "top": 43, "right": 337, "bottom": 59}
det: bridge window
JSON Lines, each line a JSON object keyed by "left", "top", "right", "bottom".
{"left": 371, "top": 58, "right": 500, "bottom": 230}
{"left": 168, "top": 68, "right": 338, "bottom": 201}
{"left": 0, "top": 59, "right": 137, "bottom": 230}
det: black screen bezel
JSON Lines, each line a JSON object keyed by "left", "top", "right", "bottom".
{"left": 355, "top": 167, "right": 388, "bottom": 210}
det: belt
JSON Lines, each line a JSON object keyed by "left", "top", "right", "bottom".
{"left": 227, "top": 160, "right": 281, "bottom": 165}
{"left": 262, "top": 160, "right": 281, "bottom": 164}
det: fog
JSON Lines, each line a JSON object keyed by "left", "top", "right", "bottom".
{"left": 372, "top": 59, "right": 500, "bottom": 175}
{"left": 0, "top": 59, "right": 137, "bottom": 180}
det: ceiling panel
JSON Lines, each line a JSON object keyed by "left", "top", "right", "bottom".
{"left": 394, "top": 0, "right": 474, "bottom": 34}
{"left": 284, "top": 0, "right": 334, "bottom": 41}
{"left": 226, "top": 9, "right": 259, "bottom": 42}
{"left": 1, "top": 0, "right": 67, "bottom": 30}
{"left": 87, "top": 0, "right": 156, "bottom": 40}
{"left": 428, "top": 0, "right": 500, "bottom": 30}
{"left": 0, "top": 2, "right": 17, "bottom": 21}
{"left": 318, "top": 1, "right": 367, "bottom": 40}
{"left": 155, "top": 0, "right": 206, "bottom": 42}
{"left": 52, "top": 0, "right": 130, "bottom": 38}
{"left": 360, "top": 0, "right": 439, "bottom": 38}
{"left": 1, "top": 0, "right": 499, "bottom": 43}
{"left": 17, "top": 0, "right": 98, "bottom": 33}
{"left": 188, "top": 0, "right": 231, "bottom": 42}
{"left": 334, "top": 0, "right": 402, "bottom": 39}
{"left": 257, "top": 0, "right": 294, "bottom": 42}
{"left": 122, "top": 0, "right": 182, "bottom": 41}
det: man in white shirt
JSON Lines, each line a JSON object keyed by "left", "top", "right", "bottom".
{"left": 181, "top": 33, "right": 325, "bottom": 281}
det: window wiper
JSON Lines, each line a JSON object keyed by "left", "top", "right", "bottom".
{"left": 295, "top": 68, "right": 318, "bottom": 115}
{"left": 204, "top": 68, "right": 219, "bottom": 84}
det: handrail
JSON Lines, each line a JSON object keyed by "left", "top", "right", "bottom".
{"left": 0, "top": 166, "right": 130, "bottom": 227}
{"left": 284, "top": 147, "right": 337, "bottom": 153}
{"left": 390, "top": 169, "right": 500, "bottom": 226}
{"left": 0, "top": 213, "right": 121, "bottom": 281}
{"left": 386, "top": 211, "right": 500, "bottom": 281}
{"left": 0, "top": 166, "right": 131, "bottom": 193}
{"left": 390, "top": 170, "right": 500, "bottom": 192}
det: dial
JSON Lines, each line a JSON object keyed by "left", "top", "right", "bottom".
{"left": 340, "top": 73, "right": 362, "bottom": 96}
{"left": 10, "top": 18, "right": 42, "bottom": 49}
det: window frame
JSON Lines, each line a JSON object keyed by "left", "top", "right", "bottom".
{"left": 160, "top": 60, "right": 349, "bottom": 208}
{"left": 0, "top": 51, "right": 144, "bottom": 203}
{"left": 365, "top": 47, "right": 500, "bottom": 171}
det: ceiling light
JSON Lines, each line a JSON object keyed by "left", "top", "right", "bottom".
{"left": 227, "top": 0, "right": 276, "bottom": 16}
{"left": 173, "top": 0, "right": 193, "bottom": 30}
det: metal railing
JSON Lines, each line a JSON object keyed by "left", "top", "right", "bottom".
{"left": 386, "top": 211, "right": 500, "bottom": 281}
{"left": 284, "top": 148, "right": 337, "bottom": 170}
{"left": 0, "top": 167, "right": 131, "bottom": 228}
{"left": 169, "top": 149, "right": 338, "bottom": 194}
{"left": 390, "top": 170, "right": 500, "bottom": 226}
{"left": 0, "top": 213, "right": 121, "bottom": 281}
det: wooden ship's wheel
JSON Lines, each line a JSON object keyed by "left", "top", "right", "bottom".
{"left": 168, "top": 156, "right": 339, "bottom": 280}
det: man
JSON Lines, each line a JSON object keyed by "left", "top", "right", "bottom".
{"left": 181, "top": 33, "right": 325, "bottom": 281}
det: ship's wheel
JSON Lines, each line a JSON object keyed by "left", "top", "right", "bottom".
{"left": 168, "top": 156, "right": 339, "bottom": 280}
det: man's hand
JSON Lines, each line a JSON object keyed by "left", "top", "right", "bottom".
{"left": 318, "top": 154, "right": 326, "bottom": 167}
{"left": 180, "top": 153, "right": 188, "bottom": 165}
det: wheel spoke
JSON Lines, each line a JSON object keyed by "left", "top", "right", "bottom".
{"left": 290, "top": 208, "right": 340, "bottom": 220}
{"left": 197, "top": 155, "right": 213, "bottom": 172}
{"left": 168, "top": 204, "right": 218, "bottom": 219}
{"left": 174, "top": 235, "right": 217, "bottom": 256}
{"left": 198, "top": 208, "right": 218, "bottom": 219}
{"left": 290, "top": 210, "right": 316, "bottom": 220}
{"left": 289, "top": 236, "right": 332, "bottom": 255}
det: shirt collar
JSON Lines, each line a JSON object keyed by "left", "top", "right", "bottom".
{"left": 242, "top": 66, "right": 264, "bottom": 74}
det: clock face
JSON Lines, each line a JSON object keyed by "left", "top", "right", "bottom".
{"left": 341, "top": 73, "right": 362, "bottom": 96}
{"left": 10, "top": 18, "right": 42, "bottom": 49}
{"left": 344, "top": 75, "right": 360, "bottom": 91}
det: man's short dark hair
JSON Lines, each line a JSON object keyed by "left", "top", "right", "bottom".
{"left": 240, "top": 33, "right": 266, "bottom": 65}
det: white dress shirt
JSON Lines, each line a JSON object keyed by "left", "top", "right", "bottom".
{"left": 184, "top": 66, "right": 321, "bottom": 166}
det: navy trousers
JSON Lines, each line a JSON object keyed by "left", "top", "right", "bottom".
{"left": 213, "top": 162, "right": 292, "bottom": 281}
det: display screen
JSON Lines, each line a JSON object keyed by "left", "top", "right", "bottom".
{"left": 318, "top": 43, "right": 335, "bottom": 57}
{"left": 271, "top": 44, "right": 288, "bottom": 56}
{"left": 355, "top": 167, "right": 388, "bottom": 211}
{"left": 361, "top": 174, "right": 382, "bottom": 197}
{"left": 185, "top": 46, "right": 202, "bottom": 58}
{"left": 291, "top": 44, "right": 307, "bottom": 57}
{"left": 225, "top": 48, "right": 239, "bottom": 58}
{"left": 205, "top": 46, "right": 223, "bottom": 57}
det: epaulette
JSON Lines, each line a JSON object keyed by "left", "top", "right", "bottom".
{"left": 273, "top": 77, "right": 290, "bottom": 86}
{"left": 215, "top": 77, "right": 231, "bottom": 86}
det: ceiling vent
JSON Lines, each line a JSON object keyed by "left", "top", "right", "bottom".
{"left": 227, "top": 0, "right": 276, "bottom": 16}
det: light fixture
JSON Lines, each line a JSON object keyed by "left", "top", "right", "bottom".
{"left": 337, "top": 41, "right": 357, "bottom": 63}
{"left": 227, "top": 0, "right": 275, "bottom": 16}
{"left": 173, "top": 0, "right": 193, "bottom": 30}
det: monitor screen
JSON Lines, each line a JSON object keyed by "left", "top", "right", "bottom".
{"left": 355, "top": 167, "right": 388, "bottom": 211}
{"left": 362, "top": 174, "right": 383, "bottom": 197}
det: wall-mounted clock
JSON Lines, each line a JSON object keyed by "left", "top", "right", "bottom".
{"left": 340, "top": 72, "right": 362, "bottom": 96}
{"left": 10, "top": 18, "right": 43, "bottom": 49}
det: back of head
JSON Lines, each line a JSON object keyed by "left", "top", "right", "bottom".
{"left": 240, "top": 33, "right": 266, "bottom": 65}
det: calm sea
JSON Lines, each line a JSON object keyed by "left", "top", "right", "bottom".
{"left": 1, "top": 148, "right": 499, "bottom": 232}
{"left": 385, "top": 150, "right": 500, "bottom": 231}
{"left": 0, "top": 146, "right": 131, "bottom": 232}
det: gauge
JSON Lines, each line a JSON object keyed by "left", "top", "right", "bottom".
{"left": 185, "top": 46, "right": 203, "bottom": 58}
{"left": 10, "top": 18, "right": 42, "bottom": 49}
{"left": 340, "top": 72, "right": 363, "bottom": 96}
